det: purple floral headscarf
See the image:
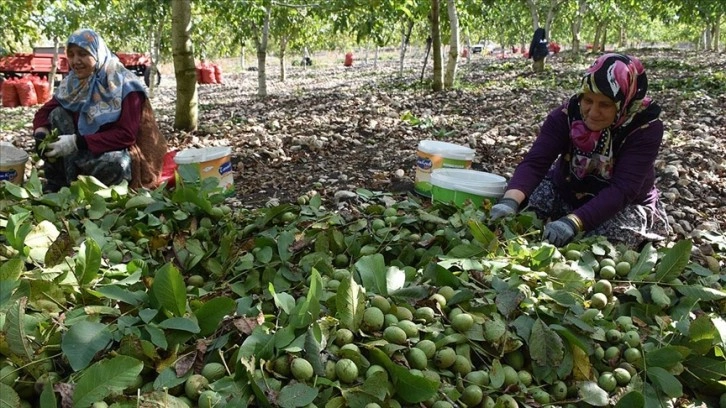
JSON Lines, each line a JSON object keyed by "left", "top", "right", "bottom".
{"left": 579, "top": 53, "right": 651, "bottom": 128}
{"left": 568, "top": 53, "right": 652, "bottom": 153}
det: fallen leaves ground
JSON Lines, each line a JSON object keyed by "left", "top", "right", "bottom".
{"left": 2, "top": 47, "right": 724, "bottom": 260}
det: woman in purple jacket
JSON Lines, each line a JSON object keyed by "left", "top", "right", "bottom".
{"left": 489, "top": 53, "right": 670, "bottom": 248}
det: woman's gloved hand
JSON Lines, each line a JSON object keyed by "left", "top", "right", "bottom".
{"left": 46, "top": 134, "right": 78, "bottom": 158}
{"left": 543, "top": 216, "right": 579, "bottom": 246}
{"left": 33, "top": 130, "right": 48, "bottom": 155}
{"left": 489, "top": 197, "right": 519, "bottom": 220}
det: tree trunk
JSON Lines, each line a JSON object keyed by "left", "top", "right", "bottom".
{"left": 399, "top": 19, "right": 414, "bottom": 76}
{"left": 240, "top": 46, "right": 246, "bottom": 71}
{"left": 592, "top": 22, "right": 602, "bottom": 52}
{"left": 465, "top": 31, "right": 471, "bottom": 64}
{"left": 618, "top": 25, "right": 626, "bottom": 48}
{"left": 713, "top": 15, "right": 721, "bottom": 51}
{"left": 148, "top": 16, "right": 164, "bottom": 98}
{"left": 570, "top": 0, "right": 587, "bottom": 55}
{"left": 374, "top": 46, "right": 379, "bottom": 69}
{"left": 48, "top": 37, "right": 59, "bottom": 96}
{"left": 280, "top": 36, "right": 287, "bottom": 82}
{"left": 148, "top": 29, "right": 155, "bottom": 98}
{"left": 544, "top": 0, "right": 558, "bottom": 37}
{"left": 171, "top": 0, "right": 198, "bottom": 131}
{"left": 257, "top": 49, "right": 267, "bottom": 96}
{"left": 443, "top": 0, "right": 459, "bottom": 89}
{"left": 431, "top": 0, "right": 443, "bottom": 92}
{"left": 251, "top": 4, "right": 272, "bottom": 97}
{"left": 601, "top": 25, "right": 607, "bottom": 52}
{"left": 526, "top": 0, "right": 539, "bottom": 32}
{"left": 707, "top": 21, "right": 716, "bottom": 51}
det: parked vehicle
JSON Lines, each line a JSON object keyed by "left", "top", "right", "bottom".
{"left": 0, "top": 47, "right": 160, "bottom": 86}
{"left": 115, "top": 52, "right": 160, "bottom": 86}
{"left": 0, "top": 47, "right": 70, "bottom": 82}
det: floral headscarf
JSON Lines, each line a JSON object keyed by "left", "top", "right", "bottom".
{"left": 568, "top": 53, "right": 652, "bottom": 153}
{"left": 55, "top": 28, "right": 146, "bottom": 136}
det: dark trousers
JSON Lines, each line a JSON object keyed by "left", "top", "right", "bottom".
{"left": 532, "top": 57, "right": 546, "bottom": 73}
{"left": 35, "top": 108, "right": 131, "bottom": 192}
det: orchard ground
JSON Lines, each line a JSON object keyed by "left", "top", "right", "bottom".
{"left": 1, "top": 46, "right": 724, "bottom": 262}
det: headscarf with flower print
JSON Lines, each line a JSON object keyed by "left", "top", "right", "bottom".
{"left": 55, "top": 28, "right": 146, "bottom": 136}
{"left": 568, "top": 53, "right": 653, "bottom": 154}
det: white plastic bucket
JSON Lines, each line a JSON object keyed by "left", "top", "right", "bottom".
{"left": 430, "top": 169, "right": 506, "bottom": 207}
{"left": 430, "top": 168, "right": 506, "bottom": 188}
{"left": 414, "top": 140, "right": 475, "bottom": 196}
{"left": 173, "top": 146, "right": 234, "bottom": 195}
{"left": 0, "top": 143, "right": 29, "bottom": 185}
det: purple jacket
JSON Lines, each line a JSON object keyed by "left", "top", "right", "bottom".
{"left": 507, "top": 102, "right": 663, "bottom": 231}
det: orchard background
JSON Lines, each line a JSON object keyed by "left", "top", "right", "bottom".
{"left": 1, "top": 1, "right": 725, "bottom": 408}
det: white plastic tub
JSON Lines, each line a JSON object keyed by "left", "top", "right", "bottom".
{"left": 173, "top": 146, "right": 234, "bottom": 195}
{"left": 430, "top": 168, "right": 506, "bottom": 207}
{"left": 0, "top": 142, "right": 29, "bottom": 185}
{"left": 414, "top": 140, "right": 475, "bottom": 196}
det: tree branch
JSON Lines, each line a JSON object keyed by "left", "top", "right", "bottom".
{"left": 270, "top": 1, "right": 320, "bottom": 8}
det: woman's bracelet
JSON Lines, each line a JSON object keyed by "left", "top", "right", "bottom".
{"left": 565, "top": 214, "right": 584, "bottom": 232}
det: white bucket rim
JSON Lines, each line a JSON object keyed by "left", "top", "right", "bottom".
{"left": 431, "top": 168, "right": 506, "bottom": 186}
{"left": 0, "top": 144, "right": 29, "bottom": 166}
{"left": 174, "top": 146, "right": 232, "bottom": 164}
{"left": 417, "top": 140, "right": 475, "bottom": 160}
{"left": 431, "top": 179, "right": 505, "bottom": 197}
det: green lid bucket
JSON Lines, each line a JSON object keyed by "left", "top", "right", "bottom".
{"left": 430, "top": 168, "right": 506, "bottom": 208}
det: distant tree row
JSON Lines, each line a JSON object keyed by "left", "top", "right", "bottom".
{"left": 2, "top": 0, "right": 723, "bottom": 59}
{"left": 2, "top": 0, "right": 723, "bottom": 128}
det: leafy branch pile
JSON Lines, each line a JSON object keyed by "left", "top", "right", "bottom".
{"left": 36, "top": 129, "right": 59, "bottom": 161}
{"left": 0, "top": 171, "right": 724, "bottom": 408}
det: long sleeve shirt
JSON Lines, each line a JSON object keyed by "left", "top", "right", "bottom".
{"left": 33, "top": 91, "right": 145, "bottom": 155}
{"left": 507, "top": 103, "right": 663, "bottom": 231}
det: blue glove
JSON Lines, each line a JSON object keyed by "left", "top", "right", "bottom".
{"left": 489, "top": 197, "right": 519, "bottom": 220}
{"left": 543, "top": 217, "right": 578, "bottom": 246}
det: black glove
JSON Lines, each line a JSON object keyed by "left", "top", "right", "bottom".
{"left": 489, "top": 197, "right": 519, "bottom": 220}
{"left": 33, "top": 131, "right": 48, "bottom": 155}
{"left": 543, "top": 217, "right": 579, "bottom": 246}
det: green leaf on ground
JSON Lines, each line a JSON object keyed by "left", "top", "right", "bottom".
{"left": 76, "top": 238, "right": 102, "bottom": 285}
{"left": 336, "top": 276, "right": 365, "bottom": 332}
{"left": 278, "top": 383, "right": 318, "bottom": 408}
{"left": 368, "top": 347, "right": 437, "bottom": 403}
{"left": 5, "top": 297, "right": 34, "bottom": 360}
{"left": 355, "top": 254, "right": 387, "bottom": 295}
{"left": 62, "top": 320, "right": 113, "bottom": 371}
{"left": 578, "top": 381, "right": 609, "bottom": 406}
{"left": 654, "top": 239, "right": 691, "bottom": 282}
{"left": 195, "top": 296, "right": 236, "bottom": 336}
{"left": 157, "top": 317, "right": 201, "bottom": 333}
{"left": 0, "top": 383, "right": 21, "bottom": 408}
{"left": 615, "top": 391, "right": 644, "bottom": 408}
{"left": 646, "top": 366, "right": 683, "bottom": 398}
{"left": 151, "top": 263, "right": 187, "bottom": 317}
{"left": 73, "top": 355, "right": 143, "bottom": 407}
